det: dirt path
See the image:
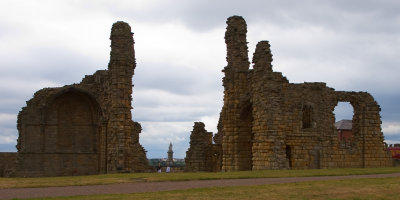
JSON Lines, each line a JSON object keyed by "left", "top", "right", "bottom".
{"left": 1, "top": 173, "right": 400, "bottom": 199}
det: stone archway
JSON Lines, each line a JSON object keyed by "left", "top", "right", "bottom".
{"left": 56, "top": 92, "right": 97, "bottom": 153}
{"left": 46, "top": 89, "right": 101, "bottom": 176}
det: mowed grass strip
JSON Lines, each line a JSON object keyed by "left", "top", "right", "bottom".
{"left": 19, "top": 177, "right": 400, "bottom": 200}
{"left": 1, "top": 167, "right": 399, "bottom": 189}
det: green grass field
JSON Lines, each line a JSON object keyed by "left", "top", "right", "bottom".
{"left": 18, "top": 176, "right": 400, "bottom": 200}
{"left": 1, "top": 167, "right": 399, "bottom": 189}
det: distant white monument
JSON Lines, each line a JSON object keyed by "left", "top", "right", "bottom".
{"left": 166, "top": 142, "right": 174, "bottom": 166}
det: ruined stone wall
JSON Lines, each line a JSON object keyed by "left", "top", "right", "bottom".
{"left": 13, "top": 21, "right": 149, "bottom": 177}
{"left": 217, "top": 16, "right": 392, "bottom": 171}
{"left": 250, "top": 41, "right": 290, "bottom": 170}
{"left": 248, "top": 41, "right": 391, "bottom": 170}
{"left": 185, "top": 122, "right": 217, "bottom": 172}
{"left": 0, "top": 153, "right": 17, "bottom": 177}
{"left": 325, "top": 92, "right": 392, "bottom": 168}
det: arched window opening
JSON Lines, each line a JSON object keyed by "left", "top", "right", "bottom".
{"left": 333, "top": 102, "right": 354, "bottom": 142}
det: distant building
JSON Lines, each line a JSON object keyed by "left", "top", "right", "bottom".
{"left": 166, "top": 142, "right": 174, "bottom": 167}
{"left": 388, "top": 144, "right": 400, "bottom": 159}
{"left": 335, "top": 120, "right": 353, "bottom": 142}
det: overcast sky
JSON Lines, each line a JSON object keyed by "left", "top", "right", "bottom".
{"left": 1, "top": 0, "right": 399, "bottom": 158}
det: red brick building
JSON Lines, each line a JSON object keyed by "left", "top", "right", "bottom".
{"left": 335, "top": 120, "right": 353, "bottom": 142}
{"left": 388, "top": 145, "right": 400, "bottom": 159}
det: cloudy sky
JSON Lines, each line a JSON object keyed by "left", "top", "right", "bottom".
{"left": 0, "top": 0, "right": 399, "bottom": 158}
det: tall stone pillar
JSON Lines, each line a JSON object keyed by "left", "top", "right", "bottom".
{"left": 250, "top": 41, "right": 288, "bottom": 170}
{"left": 221, "top": 16, "right": 253, "bottom": 171}
{"left": 107, "top": 21, "right": 136, "bottom": 172}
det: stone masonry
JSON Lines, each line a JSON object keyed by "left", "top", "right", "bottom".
{"left": 185, "top": 122, "right": 221, "bottom": 172}
{"left": 0, "top": 153, "right": 17, "bottom": 177}
{"left": 186, "top": 16, "right": 392, "bottom": 172}
{"left": 12, "top": 21, "right": 149, "bottom": 177}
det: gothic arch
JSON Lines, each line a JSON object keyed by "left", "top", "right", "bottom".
{"left": 43, "top": 88, "right": 102, "bottom": 175}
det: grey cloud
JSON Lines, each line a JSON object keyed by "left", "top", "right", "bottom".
{"left": 0, "top": 46, "right": 108, "bottom": 114}
{"left": 139, "top": 121, "right": 193, "bottom": 158}
{"left": 134, "top": 105, "right": 218, "bottom": 122}
{"left": 333, "top": 102, "right": 354, "bottom": 121}
{"left": 132, "top": 89, "right": 222, "bottom": 122}
{"left": 376, "top": 94, "right": 400, "bottom": 122}
{"left": 133, "top": 63, "right": 223, "bottom": 95}
{"left": 0, "top": 126, "right": 17, "bottom": 151}
{"left": 112, "top": 0, "right": 400, "bottom": 34}
{"left": 0, "top": 97, "right": 27, "bottom": 114}
{"left": 0, "top": 143, "right": 16, "bottom": 152}
{"left": 0, "top": 47, "right": 106, "bottom": 85}
{"left": 1, "top": 0, "right": 400, "bottom": 156}
{"left": 385, "top": 135, "right": 400, "bottom": 144}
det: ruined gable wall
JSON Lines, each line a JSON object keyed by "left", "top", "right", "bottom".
{"left": 13, "top": 21, "right": 148, "bottom": 177}
{"left": 281, "top": 83, "right": 344, "bottom": 170}
{"left": 15, "top": 80, "right": 107, "bottom": 177}
{"left": 249, "top": 41, "right": 390, "bottom": 169}
{"left": 230, "top": 16, "right": 390, "bottom": 171}
{"left": 249, "top": 41, "right": 391, "bottom": 169}
{"left": 249, "top": 42, "right": 335, "bottom": 170}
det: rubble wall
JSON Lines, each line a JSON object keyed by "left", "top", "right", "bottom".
{"left": 0, "top": 153, "right": 17, "bottom": 177}
{"left": 185, "top": 122, "right": 221, "bottom": 172}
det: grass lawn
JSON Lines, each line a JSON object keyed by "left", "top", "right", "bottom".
{"left": 0, "top": 167, "right": 399, "bottom": 189}
{"left": 19, "top": 176, "right": 400, "bottom": 200}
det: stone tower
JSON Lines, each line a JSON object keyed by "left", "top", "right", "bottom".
{"left": 220, "top": 16, "right": 253, "bottom": 171}
{"left": 107, "top": 21, "right": 137, "bottom": 172}
{"left": 249, "top": 41, "right": 290, "bottom": 169}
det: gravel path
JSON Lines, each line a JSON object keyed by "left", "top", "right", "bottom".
{"left": 1, "top": 173, "right": 400, "bottom": 199}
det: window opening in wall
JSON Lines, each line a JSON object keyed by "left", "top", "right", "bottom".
{"left": 302, "top": 104, "right": 313, "bottom": 129}
{"left": 285, "top": 145, "right": 292, "bottom": 169}
{"left": 313, "top": 149, "right": 320, "bottom": 169}
{"left": 333, "top": 102, "right": 354, "bottom": 143}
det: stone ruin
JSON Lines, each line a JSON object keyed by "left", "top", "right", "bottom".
{"left": 9, "top": 21, "right": 149, "bottom": 177}
{"left": 0, "top": 16, "right": 393, "bottom": 177}
{"left": 185, "top": 16, "right": 392, "bottom": 171}
{"left": 185, "top": 122, "right": 221, "bottom": 172}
